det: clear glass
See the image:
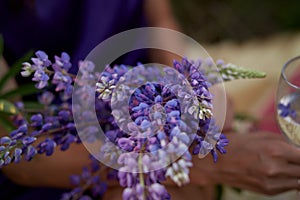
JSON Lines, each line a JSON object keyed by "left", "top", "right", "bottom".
{"left": 276, "top": 56, "right": 300, "bottom": 146}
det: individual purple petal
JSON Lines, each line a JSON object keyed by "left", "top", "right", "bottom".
{"left": 70, "top": 175, "right": 81, "bottom": 186}
{"left": 35, "top": 50, "right": 51, "bottom": 66}
{"left": 30, "top": 114, "right": 43, "bottom": 127}
{"left": 149, "top": 183, "right": 169, "bottom": 199}
{"left": 22, "top": 136, "right": 37, "bottom": 145}
{"left": 211, "top": 149, "right": 218, "bottom": 163}
{"left": 135, "top": 183, "right": 144, "bottom": 196}
{"left": 41, "top": 122, "right": 53, "bottom": 132}
{"left": 19, "top": 124, "right": 28, "bottom": 133}
{"left": 81, "top": 167, "right": 91, "bottom": 179}
{"left": 53, "top": 52, "right": 72, "bottom": 71}
{"left": 79, "top": 61, "right": 95, "bottom": 73}
{"left": 10, "top": 124, "right": 28, "bottom": 140}
{"left": 118, "top": 138, "right": 135, "bottom": 151}
{"left": 25, "top": 145, "right": 37, "bottom": 161}
{"left": 216, "top": 59, "right": 224, "bottom": 66}
{"left": 13, "top": 148, "right": 22, "bottom": 163}
{"left": 122, "top": 188, "right": 134, "bottom": 200}
{"left": 58, "top": 110, "right": 71, "bottom": 121}
{"left": 38, "top": 91, "right": 54, "bottom": 105}
{"left": 192, "top": 141, "right": 202, "bottom": 154}
{"left": 15, "top": 102, "right": 24, "bottom": 109}
{"left": 0, "top": 136, "right": 11, "bottom": 145}
{"left": 60, "top": 134, "right": 76, "bottom": 151}
{"left": 38, "top": 138, "right": 56, "bottom": 156}
{"left": 44, "top": 139, "right": 56, "bottom": 156}
{"left": 32, "top": 70, "right": 49, "bottom": 89}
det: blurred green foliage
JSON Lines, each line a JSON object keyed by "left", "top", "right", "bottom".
{"left": 171, "top": 0, "right": 300, "bottom": 43}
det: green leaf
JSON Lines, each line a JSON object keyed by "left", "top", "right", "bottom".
{"left": 0, "top": 99, "right": 19, "bottom": 115}
{"left": 0, "top": 113, "right": 15, "bottom": 132}
{"left": 0, "top": 34, "right": 3, "bottom": 56}
{"left": 23, "top": 101, "right": 43, "bottom": 110}
{"left": 0, "top": 83, "right": 37, "bottom": 99}
{"left": 0, "top": 50, "right": 34, "bottom": 93}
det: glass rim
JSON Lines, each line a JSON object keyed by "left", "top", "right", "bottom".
{"left": 282, "top": 55, "right": 300, "bottom": 90}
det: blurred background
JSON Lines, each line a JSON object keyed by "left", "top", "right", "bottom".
{"left": 171, "top": 0, "right": 300, "bottom": 43}
{"left": 169, "top": 0, "right": 300, "bottom": 116}
{"left": 171, "top": 1, "right": 300, "bottom": 199}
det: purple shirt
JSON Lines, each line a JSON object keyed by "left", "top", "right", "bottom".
{"left": 0, "top": 0, "right": 147, "bottom": 66}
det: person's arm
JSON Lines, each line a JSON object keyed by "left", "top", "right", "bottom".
{"left": 144, "top": 0, "right": 179, "bottom": 30}
{"left": 143, "top": 0, "right": 182, "bottom": 66}
{"left": 1, "top": 141, "right": 90, "bottom": 188}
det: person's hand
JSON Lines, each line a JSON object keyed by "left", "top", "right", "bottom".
{"left": 190, "top": 131, "right": 300, "bottom": 195}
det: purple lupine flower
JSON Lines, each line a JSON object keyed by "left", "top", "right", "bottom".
{"left": 92, "top": 175, "right": 107, "bottom": 196}
{"left": 58, "top": 110, "right": 72, "bottom": 121}
{"left": 25, "top": 145, "right": 37, "bottom": 161}
{"left": 192, "top": 142, "right": 201, "bottom": 155}
{"left": 52, "top": 71, "right": 73, "bottom": 92}
{"left": 13, "top": 148, "right": 22, "bottom": 163}
{"left": 53, "top": 52, "right": 72, "bottom": 71}
{"left": 30, "top": 114, "right": 43, "bottom": 127}
{"left": 34, "top": 50, "right": 51, "bottom": 67}
{"left": 216, "top": 59, "right": 225, "bottom": 66}
{"left": 122, "top": 188, "right": 134, "bottom": 200}
{"left": 37, "top": 138, "right": 56, "bottom": 156}
{"left": 148, "top": 183, "right": 170, "bottom": 200}
{"left": 4, "top": 155, "right": 12, "bottom": 165}
{"left": 79, "top": 60, "right": 95, "bottom": 74}
{"left": 278, "top": 103, "right": 297, "bottom": 118}
{"left": 11, "top": 51, "right": 239, "bottom": 200}
{"left": 32, "top": 69, "right": 49, "bottom": 89}
{"left": 211, "top": 149, "right": 218, "bottom": 163}
{"left": 0, "top": 136, "right": 11, "bottom": 145}
{"left": 22, "top": 136, "right": 37, "bottom": 145}
{"left": 205, "top": 57, "right": 214, "bottom": 67}
{"left": 70, "top": 175, "right": 81, "bottom": 186}
{"left": 216, "top": 134, "right": 229, "bottom": 154}
{"left": 15, "top": 102, "right": 24, "bottom": 110}
{"left": 118, "top": 138, "right": 135, "bottom": 151}
{"left": 10, "top": 124, "right": 28, "bottom": 140}
{"left": 60, "top": 134, "right": 76, "bottom": 151}
{"left": 38, "top": 91, "right": 55, "bottom": 105}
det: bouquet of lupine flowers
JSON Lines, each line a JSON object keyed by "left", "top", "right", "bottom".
{"left": 0, "top": 51, "right": 265, "bottom": 200}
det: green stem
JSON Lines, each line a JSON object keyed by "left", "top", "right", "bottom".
{"left": 138, "top": 146, "right": 146, "bottom": 200}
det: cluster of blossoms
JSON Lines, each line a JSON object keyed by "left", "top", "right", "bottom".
{"left": 0, "top": 51, "right": 265, "bottom": 200}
